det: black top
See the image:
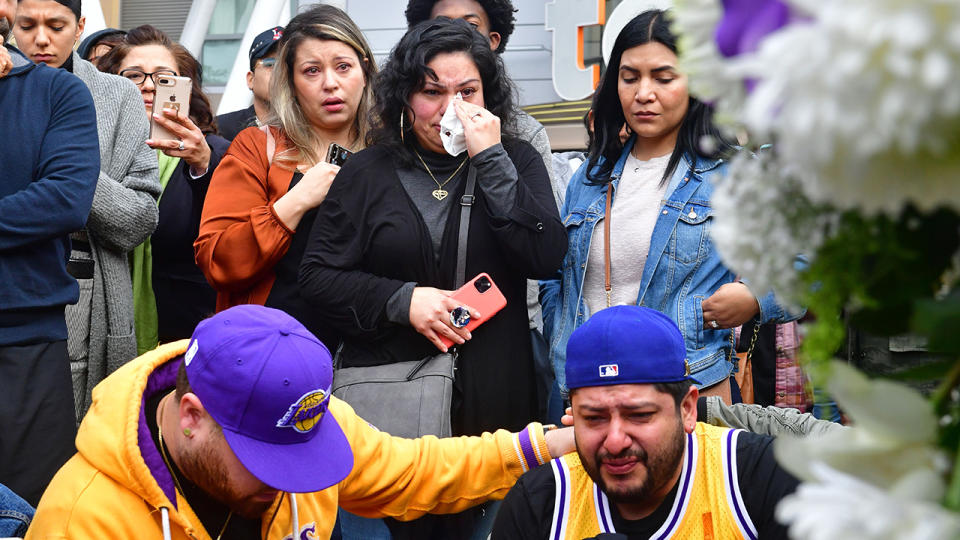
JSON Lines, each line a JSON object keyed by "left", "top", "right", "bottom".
{"left": 152, "top": 134, "right": 230, "bottom": 343}
{"left": 145, "top": 390, "right": 262, "bottom": 540}
{"left": 216, "top": 105, "right": 257, "bottom": 142}
{"left": 491, "top": 430, "right": 799, "bottom": 539}
{"left": 298, "top": 142, "right": 566, "bottom": 435}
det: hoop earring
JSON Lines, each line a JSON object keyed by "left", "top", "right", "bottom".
{"left": 400, "top": 110, "right": 406, "bottom": 144}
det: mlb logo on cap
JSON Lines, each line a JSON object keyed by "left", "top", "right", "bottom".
{"left": 565, "top": 305, "right": 701, "bottom": 390}
{"left": 599, "top": 364, "right": 619, "bottom": 377}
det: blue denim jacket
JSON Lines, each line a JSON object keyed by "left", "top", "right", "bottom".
{"left": 0, "top": 483, "right": 33, "bottom": 538}
{"left": 540, "top": 140, "right": 789, "bottom": 393}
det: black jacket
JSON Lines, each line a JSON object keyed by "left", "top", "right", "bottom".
{"left": 215, "top": 105, "right": 256, "bottom": 142}
{"left": 152, "top": 134, "right": 230, "bottom": 342}
{"left": 299, "top": 142, "right": 566, "bottom": 435}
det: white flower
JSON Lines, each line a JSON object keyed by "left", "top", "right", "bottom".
{"left": 739, "top": 0, "right": 960, "bottom": 214}
{"left": 710, "top": 152, "right": 827, "bottom": 300}
{"left": 776, "top": 362, "right": 947, "bottom": 499}
{"left": 773, "top": 362, "right": 954, "bottom": 538}
{"left": 671, "top": 0, "right": 747, "bottom": 126}
{"left": 676, "top": 0, "right": 960, "bottom": 214}
{"left": 777, "top": 462, "right": 960, "bottom": 540}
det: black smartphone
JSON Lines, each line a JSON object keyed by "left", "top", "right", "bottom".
{"left": 326, "top": 143, "right": 353, "bottom": 166}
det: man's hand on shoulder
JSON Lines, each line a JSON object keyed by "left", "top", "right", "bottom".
{"left": 545, "top": 425, "right": 575, "bottom": 458}
{"left": 0, "top": 45, "right": 12, "bottom": 79}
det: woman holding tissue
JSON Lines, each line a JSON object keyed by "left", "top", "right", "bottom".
{"left": 299, "top": 18, "right": 566, "bottom": 437}
{"left": 195, "top": 5, "right": 376, "bottom": 349}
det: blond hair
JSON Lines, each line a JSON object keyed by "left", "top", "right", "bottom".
{"left": 266, "top": 5, "right": 377, "bottom": 167}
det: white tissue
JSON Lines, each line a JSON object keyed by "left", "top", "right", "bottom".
{"left": 439, "top": 93, "right": 467, "bottom": 156}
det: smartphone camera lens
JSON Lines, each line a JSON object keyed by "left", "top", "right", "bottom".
{"left": 474, "top": 276, "right": 491, "bottom": 293}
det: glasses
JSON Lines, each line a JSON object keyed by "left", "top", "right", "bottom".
{"left": 257, "top": 57, "right": 277, "bottom": 69}
{"left": 119, "top": 68, "right": 178, "bottom": 86}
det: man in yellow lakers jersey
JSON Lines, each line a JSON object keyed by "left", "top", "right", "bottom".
{"left": 493, "top": 305, "right": 800, "bottom": 539}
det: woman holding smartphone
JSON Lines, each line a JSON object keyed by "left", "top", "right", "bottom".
{"left": 194, "top": 4, "right": 375, "bottom": 349}
{"left": 298, "top": 18, "right": 565, "bottom": 437}
{"left": 98, "top": 25, "right": 229, "bottom": 351}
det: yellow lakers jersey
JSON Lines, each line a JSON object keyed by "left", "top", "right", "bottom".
{"left": 548, "top": 423, "right": 758, "bottom": 540}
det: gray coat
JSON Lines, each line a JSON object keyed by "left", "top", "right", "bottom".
{"left": 67, "top": 53, "right": 161, "bottom": 417}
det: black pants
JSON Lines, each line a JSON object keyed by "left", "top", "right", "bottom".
{"left": 0, "top": 341, "right": 77, "bottom": 506}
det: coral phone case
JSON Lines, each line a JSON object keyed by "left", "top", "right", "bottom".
{"left": 440, "top": 272, "right": 507, "bottom": 349}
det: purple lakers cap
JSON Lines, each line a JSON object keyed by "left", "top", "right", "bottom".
{"left": 184, "top": 305, "right": 352, "bottom": 493}
{"left": 566, "top": 305, "right": 700, "bottom": 389}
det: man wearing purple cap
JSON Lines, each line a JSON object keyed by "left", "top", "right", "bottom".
{"left": 492, "top": 305, "right": 800, "bottom": 539}
{"left": 27, "top": 305, "right": 573, "bottom": 540}
{"left": 216, "top": 26, "right": 284, "bottom": 141}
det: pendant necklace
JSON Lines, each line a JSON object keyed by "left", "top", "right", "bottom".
{"left": 158, "top": 394, "right": 234, "bottom": 540}
{"left": 413, "top": 149, "right": 467, "bottom": 201}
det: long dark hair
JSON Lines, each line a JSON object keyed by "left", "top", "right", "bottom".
{"left": 368, "top": 17, "right": 517, "bottom": 167}
{"left": 587, "top": 9, "right": 733, "bottom": 184}
{"left": 97, "top": 25, "right": 218, "bottom": 135}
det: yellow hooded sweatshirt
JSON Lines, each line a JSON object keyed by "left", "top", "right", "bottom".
{"left": 26, "top": 341, "right": 553, "bottom": 539}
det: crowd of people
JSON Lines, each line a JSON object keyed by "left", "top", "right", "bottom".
{"left": 0, "top": 0, "right": 822, "bottom": 538}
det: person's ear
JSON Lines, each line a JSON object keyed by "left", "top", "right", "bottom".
{"left": 75, "top": 16, "right": 86, "bottom": 44}
{"left": 178, "top": 392, "right": 207, "bottom": 437}
{"left": 246, "top": 70, "right": 254, "bottom": 91}
{"left": 680, "top": 385, "right": 699, "bottom": 434}
{"left": 488, "top": 32, "right": 501, "bottom": 52}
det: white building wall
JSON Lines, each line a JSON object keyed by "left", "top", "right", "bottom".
{"left": 302, "top": 0, "right": 563, "bottom": 106}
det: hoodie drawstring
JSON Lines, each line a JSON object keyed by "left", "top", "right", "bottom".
{"left": 290, "top": 493, "right": 299, "bottom": 539}
{"left": 161, "top": 507, "right": 172, "bottom": 540}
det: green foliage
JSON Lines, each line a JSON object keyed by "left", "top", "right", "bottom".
{"left": 799, "top": 206, "right": 960, "bottom": 382}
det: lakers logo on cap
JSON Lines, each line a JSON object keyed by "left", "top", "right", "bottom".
{"left": 276, "top": 389, "right": 329, "bottom": 433}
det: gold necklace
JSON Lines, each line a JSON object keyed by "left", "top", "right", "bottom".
{"left": 158, "top": 395, "right": 234, "bottom": 540}
{"left": 413, "top": 149, "right": 467, "bottom": 201}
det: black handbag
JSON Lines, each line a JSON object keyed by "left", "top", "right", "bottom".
{"left": 330, "top": 166, "right": 477, "bottom": 439}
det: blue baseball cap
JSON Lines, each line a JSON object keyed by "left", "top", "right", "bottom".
{"left": 249, "top": 26, "right": 284, "bottom": 69}
{"left": 184, "top": 305, "right": 353, "bottom": 493}
{"left": 565, "top": 305, "right": 700, "bottom": 389}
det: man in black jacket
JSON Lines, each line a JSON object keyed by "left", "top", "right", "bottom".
{"left": 216, "top": 26, "right": 283, "bottom": 141}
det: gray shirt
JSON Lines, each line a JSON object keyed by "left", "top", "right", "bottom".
{"left": 387, "top": 144, "right": 520, "bottom": 325}
{"left": 583, "top": 153, "right": 670, "bottom": 317}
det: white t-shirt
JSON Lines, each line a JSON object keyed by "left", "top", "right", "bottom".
{"left": 583, "top": 152, "right": 670, "bottom": 317}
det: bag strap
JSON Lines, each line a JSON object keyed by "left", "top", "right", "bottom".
{"left": 455, "top": 165, "right": 477, "bottom": 287}
{"left": 260, "top": 125, "right": 276, "bottom": 164}
{"left": 604, "top": 182, "right": 612, "bottom": 308}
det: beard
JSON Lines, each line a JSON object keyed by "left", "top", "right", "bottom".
{"left": 178, "top": 436, "right": 275, "bottom": 519}
{"left": 0, "top": 18, "right": 10, "bottom": 42}
{"left": 578, "top": 418, "right": 687, "bottom": 505}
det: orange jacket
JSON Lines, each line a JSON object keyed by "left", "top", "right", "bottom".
{"left": 194, "top": 126, "right": 297, "bottom": 311}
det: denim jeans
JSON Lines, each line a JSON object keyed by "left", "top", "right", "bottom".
{"left": 0, "top": 483, "right": 33, "bottom": 538}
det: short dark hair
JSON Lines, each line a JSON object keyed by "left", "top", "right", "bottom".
{"left": 654, "top": 380, "right": 693, "bottom": 411}
{"left": 18, "top": 0, "right": 81, "bottom": 20}
{"left": 404, "top": 0, "right": 517, "bottom": 53}
{"left": 587, "top": 9, "right": 735, "bottom": 185}
{"left": 175, "top": 359, "right": 191, "bottom": 401}
{"left": 367, "top": 17, "right": 517, "bottom": 166}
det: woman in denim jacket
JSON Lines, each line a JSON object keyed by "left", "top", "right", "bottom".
{"left": 541, "top": 10, "right": 794, "bottom": 404}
